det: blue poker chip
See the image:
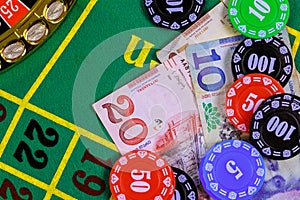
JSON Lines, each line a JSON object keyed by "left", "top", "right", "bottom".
{"left": 199, "top": 140, "right": 265, "bottom": 200}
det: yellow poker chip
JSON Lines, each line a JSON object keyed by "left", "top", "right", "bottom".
{"left": 0, "top": 0, "right": 76, "bottom": 71}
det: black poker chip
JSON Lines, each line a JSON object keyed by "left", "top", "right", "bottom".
{"left": 144, "top": 0, "right": 205, "bottom": 30}
{"left": 231, "top": 37, "right": 293, "bottom": 87}
{"left": 249, "top": 93, "right": 300, "bottom": 160}
{"left": 172, "top": 167, "right": 198, "bottom": 200}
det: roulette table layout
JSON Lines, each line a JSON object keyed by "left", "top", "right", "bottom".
{"left": 1, "top": 0, "right": 300, "bottom": 199}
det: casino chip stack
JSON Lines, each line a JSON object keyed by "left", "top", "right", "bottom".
{"left": 172, "top": 167, "right": 198, "bottom": 200}
{"left": 231, "top": 37, "right": 293, "bottom": 87}
{"left": 226, "top": 73, "right": 284, "bottom": 133}
{"left": 199, "top": 140, "right": 265, "bottom": 200}
{"left": 228, "top": 0, "right": 290, "bottom": 39}
{"left": 144, "top": 0, "right": 205, "bottom": 30}
{"left": 250, "top": 93, "right": 300, "bottom": 160}
{"left": 109, "top": 150, "right": 175, "bottom": 200}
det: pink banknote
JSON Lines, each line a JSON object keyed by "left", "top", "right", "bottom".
{"left": 93, "top": 56, "right": 200, "bottom": 155}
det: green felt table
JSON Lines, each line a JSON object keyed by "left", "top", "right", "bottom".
{"left": 1, "top": 0, "right": 300, "bottom": 199}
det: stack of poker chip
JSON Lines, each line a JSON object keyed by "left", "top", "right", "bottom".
{"left": 107, "top": 0, "right": 300, "bottom": 199}
{"left": 224, "top": 32, "right": 300, "bottom": 162}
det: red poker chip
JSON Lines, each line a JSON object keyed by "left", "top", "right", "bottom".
{"left": 226, "top": 73, "right": 284, "bottom": 133}
{"left": 109, "top": 150, "right": 175, "bottom": 200}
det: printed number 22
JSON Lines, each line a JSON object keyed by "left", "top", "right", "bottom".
{"left": 13, "top": 119, "right": 59, "bottom": 169}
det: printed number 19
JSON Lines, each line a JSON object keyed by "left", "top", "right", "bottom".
{"left": 249, "top": 0, "right": 270, "bottom": 21}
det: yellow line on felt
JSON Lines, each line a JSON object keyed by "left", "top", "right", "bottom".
{"left": 43, "top": 133, "right": 80, "bottom": 199}
{"left": 26, "top": 103, "right": 76, "bottom": 130}
{"left": 76, "top": 126, "right": 119, "bottom": 152}
{"left": 26, "top": 102, "right": 118, "bottom": 152}
{"left": 0, "top": 89, "right": 118, "bottom": 154}
{"left": 52, "top": 189, "right": 77, "bottom": 200}
{"left": 287, "top": 26, "right": 300, "bottom": 58}
{"left": 0, "top": 89, "right": 23, "bottom": 105}
{"left": 0, "top": 161, "right": 49, "bottom": 191}
{"left": 0, "top": 90, "right": 26, "bottom": 157}
{"left": 0, "top": 162, "right": 76, "bottom": 199}
{"left": 0, "top": 106, "right": 25, "bottom": 157}
{"left": 22, "top": 0, "right": 98, "bottom": 103}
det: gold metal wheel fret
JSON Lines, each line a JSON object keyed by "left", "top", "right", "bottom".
{"left": 0, "top": 0, "right": 76, "bottom": 71}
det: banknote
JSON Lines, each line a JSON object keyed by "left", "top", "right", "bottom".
{"left": 185, "top": 30, "right": 300, "bottom": 199}
{"left": 252, "top": 154, "right": 300, "bottom": 199}
{"left": 93, "top": 58, "right": 200, "bottom": 155}
{"left": 157, "top": 0, "right": 239, "bottom": 62}
{"left": 161, "top": 54, "right": 193, "bottom": 89}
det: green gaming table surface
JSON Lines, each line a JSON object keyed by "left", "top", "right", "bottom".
{"left": 1, "top": 0, "right": 300, "bottom": 199}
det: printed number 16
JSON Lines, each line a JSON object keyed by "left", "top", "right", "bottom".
{"left": 249, "top": 0, "right": 271, "bottom": 21}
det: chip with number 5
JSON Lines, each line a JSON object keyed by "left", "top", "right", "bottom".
{"left": 199, "top": 140, "right": 266, "bottom": 200}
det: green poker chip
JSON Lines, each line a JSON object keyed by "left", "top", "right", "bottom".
{"left": 228, "top": 0, "right": 290, "bottom": 39}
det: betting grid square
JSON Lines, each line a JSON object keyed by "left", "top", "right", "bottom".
{"left": 1, "top": 110, "right": 75, "bottom": 184}
{"left": 0, "top": 0, "right": 117, "bottom": 199}
{"left": 0, "top": 1, "right": 300, "bottom": 200}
